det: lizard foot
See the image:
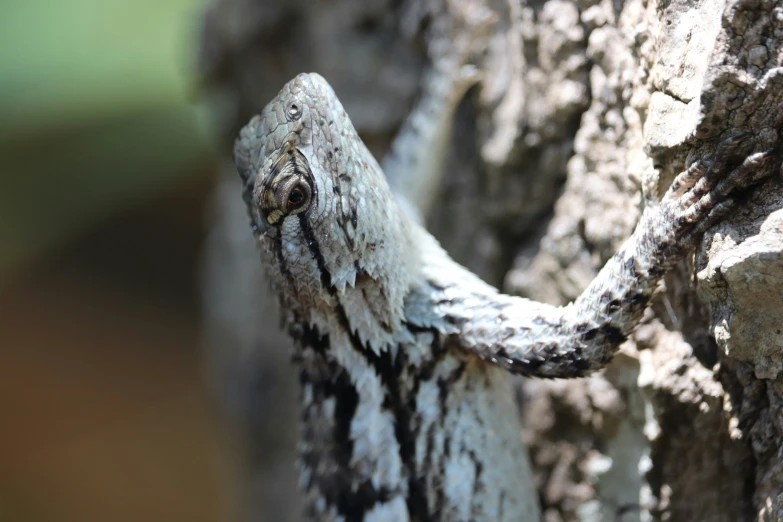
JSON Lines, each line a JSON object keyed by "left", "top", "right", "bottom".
{"left": 662, "top": 134, "right": 777, "bottom": 240}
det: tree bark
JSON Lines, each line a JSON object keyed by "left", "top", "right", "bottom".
{"left": 198, "top": 0, "right": 783, "bottom": 520}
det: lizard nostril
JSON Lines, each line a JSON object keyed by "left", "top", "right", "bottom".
{"left": 287, "top": 102, "right": 301, "bottom": 121}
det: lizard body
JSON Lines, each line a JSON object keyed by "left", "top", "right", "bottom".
{"left": 233, "top": 73, "right": 773, "bottom": 521}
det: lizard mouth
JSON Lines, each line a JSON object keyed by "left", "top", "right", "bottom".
{"left": 248, "top": 203, "right": 270, "bottom": 239}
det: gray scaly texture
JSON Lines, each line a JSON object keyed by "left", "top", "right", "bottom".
{"left": 233, "top": 72, "right": 775, "bottom": 522}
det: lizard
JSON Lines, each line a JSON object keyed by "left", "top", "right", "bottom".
{"left": 232, "top": 71, "right": 775, "bottom": 521}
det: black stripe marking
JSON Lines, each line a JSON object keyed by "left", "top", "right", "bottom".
{"left": 299, "top": 213, "right": 335, "bottom": 292}
{"left": 437, "top": 362, "right": 466, "bottom": 413}
{"left": 273, "top": 233, "right": 290, "bottom": 278}
{"left": 600, "top": 323, "right": 627, "bottom": 345}
{"left": 296, "top": 212, "right": 424, "bottom": 519}
{"left": 295, "top": 326, "right": 403, "bottom": 522}
{"left": 350, "top": 206, "right": 358, "bottom": 229}
{"left": 332, "top": 302, "right": 430, "bottom": 521}
{"left": 272, "top": 231, "right": 302, "bottom": 302}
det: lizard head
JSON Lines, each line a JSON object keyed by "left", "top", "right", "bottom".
{"left": 233, "top": 73, "right": 414, "bottom": 332}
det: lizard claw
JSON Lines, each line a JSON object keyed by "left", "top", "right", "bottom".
{"left": 707, "top": 132, "right": 755, "bottom": 172}
{"left": 666, "top": 133, "right": 756, "bottom": 204}
{"left": 663, "top": 134, "right": 777, "bottom": 239}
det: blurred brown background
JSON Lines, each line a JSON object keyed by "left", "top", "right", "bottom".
{"left": 0, "top": 1, "right": 235, "bottom": 520}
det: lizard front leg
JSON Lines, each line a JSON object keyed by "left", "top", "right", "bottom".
{"left": 416, "top": 136, "right": 778, "bottom": 377}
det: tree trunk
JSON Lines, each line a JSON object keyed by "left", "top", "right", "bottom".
{"left": 197, "top": 0, "right": 783, "bottom": 520}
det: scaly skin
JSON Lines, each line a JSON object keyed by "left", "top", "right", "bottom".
{"left": 233, "top": 73, "right": 773, "bottom": 521}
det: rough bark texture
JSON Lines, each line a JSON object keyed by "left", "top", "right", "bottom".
{"left": 198, "top": 0, "right": 783, "bottom": 521}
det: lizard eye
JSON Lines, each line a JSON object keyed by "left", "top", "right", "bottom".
{"left": 263, "top": 144, "right": 315, "bottom": 224}
{"left": 285, "top": 182, "right": 311, "bottom": 212}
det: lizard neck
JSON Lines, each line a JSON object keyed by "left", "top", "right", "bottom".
{"left": 261, "top": 200, "right": 423, "bottom": 355}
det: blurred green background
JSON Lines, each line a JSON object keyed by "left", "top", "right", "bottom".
{"left": 0, "top": 0, "right": 212, "bottom": 271}
{"left": 0, "top": 1, "right": 233, "bottom": 521}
